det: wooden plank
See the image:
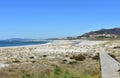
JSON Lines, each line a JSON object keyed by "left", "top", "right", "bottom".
{"left": 100, "top": 52, "right": 120, "bottom": 78}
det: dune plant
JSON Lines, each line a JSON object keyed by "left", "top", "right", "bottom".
{"left": 21, "top": 66, "right": 101, "bottom": 78}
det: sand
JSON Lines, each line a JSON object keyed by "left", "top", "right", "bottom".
{"left": 0, "top": 40, "right": 107, "bottom": 68}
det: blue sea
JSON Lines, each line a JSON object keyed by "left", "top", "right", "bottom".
{"left": 0, "top": 40, "right": 49, "bottom": 47}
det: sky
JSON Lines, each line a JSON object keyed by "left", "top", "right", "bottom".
{"left": 0, "top": 0, "right": 120, "bottom": 39}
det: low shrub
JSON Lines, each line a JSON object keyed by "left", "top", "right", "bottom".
{"left": 70, "top": 54, "right": 86, "bottom": 61}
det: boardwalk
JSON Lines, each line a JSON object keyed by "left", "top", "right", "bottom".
{"left": 100, "top": 51, "right": 120, "bottom": 78}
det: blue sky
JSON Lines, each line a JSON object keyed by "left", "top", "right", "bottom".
{"left": 0, "top": 0, "right": 120, "bottom": 39}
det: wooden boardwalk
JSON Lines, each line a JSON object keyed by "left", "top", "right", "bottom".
{"left": 100, "top": 51, "right": 120, "bottom": 78}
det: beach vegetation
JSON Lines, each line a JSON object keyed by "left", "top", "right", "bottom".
{"left": 21, "top": 66, "right": 101, "bottom": 78}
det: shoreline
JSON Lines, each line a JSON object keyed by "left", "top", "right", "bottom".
{"left": 0, "top": 40, "right": 75, "bottom": 49}
{"left": 0, "top": 40, "right": 106, "bottom": 49}
{"left": 0, "top": 41, "right": 52, "bottom": 49}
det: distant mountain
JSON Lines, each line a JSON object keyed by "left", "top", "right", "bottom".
{"left": 0, "top": 38, "right": 36, "bottom": 42}
{"left": 78, "top": 28, "right": 120, "bottom": 40}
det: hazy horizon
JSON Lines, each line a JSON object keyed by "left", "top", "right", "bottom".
{"left": 0, "top": 0, "right": 120, "bottom": 39}
{"left": 0, "top": 27, "right": 120, "bottom": 40}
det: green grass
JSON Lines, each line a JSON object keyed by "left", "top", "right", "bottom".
{"left": 21, "top": 66, "right": 101, "bottom": 78}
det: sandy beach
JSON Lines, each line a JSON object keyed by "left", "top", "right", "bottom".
{"left": 0, "top": 40, "right": 106, "bottom": 67}
{"left": 0, "top": 40, "right": 120, "bottom": 78}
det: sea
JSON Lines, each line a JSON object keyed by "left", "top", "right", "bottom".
{"left": 0, "top": 40, "right": 49, "bottom": 47}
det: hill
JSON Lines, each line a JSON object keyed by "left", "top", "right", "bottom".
{"left": 77, "top": 28, "right": 120, "bottom": 40}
